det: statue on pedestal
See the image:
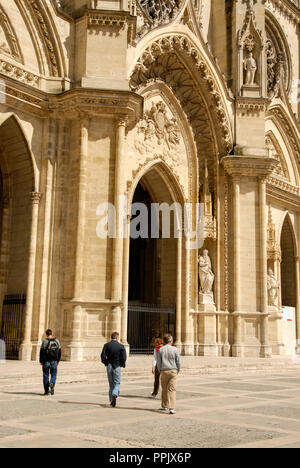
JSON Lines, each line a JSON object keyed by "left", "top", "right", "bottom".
{"left": 267, "top": 268, "right": 280, "bottom": 308}
{"left": 244, "top": 52, "right": 257, "bottom": 86}
{"left": 198, "top": 250, "right": 215, "bottom": 303}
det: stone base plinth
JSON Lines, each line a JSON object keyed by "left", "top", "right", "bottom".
{"left": 19, "top": 344, "right": 33, "bottom": 361}
{"left": 232, "top": 344, "right": 244, "bottom": 358}
{"left": 181, "top": 343, "right": 195, "bottom": 356}
{"left": 197, "top": 343, "right": 219, "bottom": 356}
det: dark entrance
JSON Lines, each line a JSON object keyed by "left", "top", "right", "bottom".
{"left": 128, "top": 179, "right": 176, "bottom": 354}
{"left": 0, "top": 294, "right": 26, "bottom": 360}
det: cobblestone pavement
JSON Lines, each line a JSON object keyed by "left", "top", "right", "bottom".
{"left": 1, "top": 360, "right": 300, "bottom": 448}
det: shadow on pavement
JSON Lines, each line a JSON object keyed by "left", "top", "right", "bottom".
{"left": 58, "top": 400, "right": 165, "bottom": 414}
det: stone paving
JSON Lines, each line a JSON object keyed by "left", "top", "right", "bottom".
{"left": 1, "top": 359, "right": 300, "bottom": 448}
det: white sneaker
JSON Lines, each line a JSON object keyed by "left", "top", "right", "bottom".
{"left": 169, "top": 409, "right": 175, "bottom": 415}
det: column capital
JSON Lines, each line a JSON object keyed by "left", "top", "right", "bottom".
{"left": 221, "top": 156, "right": 279, "bottom": 178}
{"left": 115, "top": 115, "right": 129, "bottom": 128}
{"left": 30, "top": 192, "right": 42, "bottom": 205}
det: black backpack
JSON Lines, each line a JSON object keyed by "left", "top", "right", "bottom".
{"left": 46, "top": 338, "right": 60, "bottom": 361}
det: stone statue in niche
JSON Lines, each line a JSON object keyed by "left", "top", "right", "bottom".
{"left": 198, "top": 250, "right": 215, "bottom": 300}
{"left": 244, "top": 52, "right": 257, "bottom": 86}
{"left": 267, "top": 268, "right": 280, "bottom": 308}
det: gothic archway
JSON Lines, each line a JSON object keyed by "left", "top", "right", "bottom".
{"left": 127, "top": 163, "right": 184, "bottom": 353}
{"left": 280, "top": 215, "right": 297, "bottom": 309}
{"left": 0, "top": 116, "right": 35, "bottom": 359}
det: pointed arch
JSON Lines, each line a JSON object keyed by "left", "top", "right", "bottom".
{"left": 279, "top": 212, "right": 298, "bottom": 257}
{"left": 129, "top": 31, "right": 233, "bottom": 180}
{"left": 280, "top": 213, "right": 298, "bottom": 309}
{"left": 0, "top": 114, "right": 38, "bottom": 192}
{"left": 128, "top": 158, "right": 186, "bottom": 209}
{"left": 267, "top": 103, "right": 300, "bottom": 187}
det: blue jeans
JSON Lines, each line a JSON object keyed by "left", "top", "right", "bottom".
{"left": 43, "top": 362, "right": 58, "bottom": 394}
{"left": 106, "top": 364, "right": 121, "bottom": 403}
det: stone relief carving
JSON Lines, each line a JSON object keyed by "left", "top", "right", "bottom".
{"left": 135, "top": 101, "right": 183, "bottom": 163}
{"left": 130, "top": 34, "right": 233, "bottom": 159}
{"left": 267, "top": 206, "right": 282, "bottom": 262}
{"left": 136, "top": 0, "right": 184, "bottom": 39}
{"left": 266, "top": 33, "right": 287, "bottom": 99}
{"left": 267, "top": 268, "right": 280, "bottom": 307}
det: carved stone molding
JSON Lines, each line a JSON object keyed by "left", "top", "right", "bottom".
{"left": 0, "top": 59, "right": 40, "bottom": 88}
{"left": 236, "top": 97, "right": 271, "bottom": 116}
{"left": 265, "top": 132, "right": 290, "bottom": 181}
{"left": 222, "top": 155, "right": 279, "bottom": 178}
{"left": 87, "top": 11, "right": 137, "bottom": 45}
{"left": 0, "top": 4, "right": 23, "bottom": 63}
{"left": 136, "top": 0, "right": 185, "bottom": 39}
{"left": 268, "top": 106, "right": 300, "bottom": 163}
{"left": 48, "top": 89, "right": 143, "bottom": 127}
{"left": 265, "top": 0, "right": 300, "bottom": 26}
{"left": 27, "top": 0, "right": 61, "bottom": 77}
{"left": 30, "top": 191, "right": 42, "bottom": 205}
{"left": 267, "top": 205, "right": 282, "bottom": 262}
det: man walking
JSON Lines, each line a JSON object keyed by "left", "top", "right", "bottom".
{"left": 101, "top": 332, "right": 127, "bottom": 408}
{"left": 40, "top": 330, "right": 61, "bottom": 396}
{"left": 157, "top": 334, "right": 181, "bottom": 415}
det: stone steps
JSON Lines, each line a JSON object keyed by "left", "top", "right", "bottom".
{"left": 0, "top": 356, "right": 299, "bottom": 389}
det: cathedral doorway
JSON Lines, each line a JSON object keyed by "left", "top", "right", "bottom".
{"left": 0, "top": 117, "right": 34, "bottom": 359}
{"left": 127, "top": 167, "right": 178, "bottom": 354}
{"left": 280, "top": 215, "right": 297, "bottom": 354}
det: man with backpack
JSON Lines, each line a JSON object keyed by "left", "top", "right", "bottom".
{"left": 40, "top": 329, "right": 61, "bottom": 396}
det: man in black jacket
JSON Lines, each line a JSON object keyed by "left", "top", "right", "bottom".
{"left": 40, "top": 329, "right": 61, "bottom": 396}
{"left": 101, "top": 332, "right": 127, "bottom": 408}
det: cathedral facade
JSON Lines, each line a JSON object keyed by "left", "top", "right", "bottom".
{"left": 0, "top": 0, "right": 299, "bottom": 361}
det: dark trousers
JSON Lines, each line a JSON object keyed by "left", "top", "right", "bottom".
{"left": 43, "top": 361, "right": 58, "bottom": 394}
{"left": 153, "top": 366, "right": 161, "bottom": 396}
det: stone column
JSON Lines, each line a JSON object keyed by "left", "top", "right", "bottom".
{"left": 296, "top": 256, "right": 300, "bottom": 354}
{"left": 121, "top": 214, "right": 130, "bottom": 350}
{"left": 232, "top": 176, "right": 243, "bottom": 357}
{"left": 0, "top": 197, "right": 10, "bottom": 327}
{"left": 19, "top": 192, "right": 42, "bottom": 361}
{"left": 175, "top": 231, "right": 182, "bottom": 350}
{"left": 110, "top": 117, "right": 127, "bottom": 335}
{"left": 69, "top": 118, "right": 89, "bottom": 361}
{"left": 259, "top": 178, "right": 271, "bottom": 357}
{"left": 32, "top": 158, "right": 55, "bottom": 361}
{"left": 182, "top": 237, "right": 193, "bottom": 355}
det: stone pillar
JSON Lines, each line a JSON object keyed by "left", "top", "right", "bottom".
{"left": 69, "top": 118, "right": 89, "bottom": 361}
{"left": 259, "top": 178, "right": 271, "bottom": 357}
{"left": 32, "top": 158, "right": 55, "bottom": 361}
{"left": 0, "top": 197, "right": 10, "bottom": 327}
{"left": 121, "top": 214, "right": 130, "bottom": 350}
{"left": 182, "top": 239, "right": 193, "bottom": 355}
{"left": 296, "top": 256, "right": 300, "bottom": 354}
{"left": 232, "top": 176, "right": 243, "bottom": 357}
{"left": 110, "top": 117, "right": 127, "bottom": 335}
{"left": 19, "top": 192, "right": 42, "bottom": 361}
{"left": 175, "top": 232, "right": 182, "bottom": 350}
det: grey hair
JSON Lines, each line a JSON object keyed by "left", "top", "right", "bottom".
{"left": 164, "top": 334, "right": 173, "bottom": 344}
